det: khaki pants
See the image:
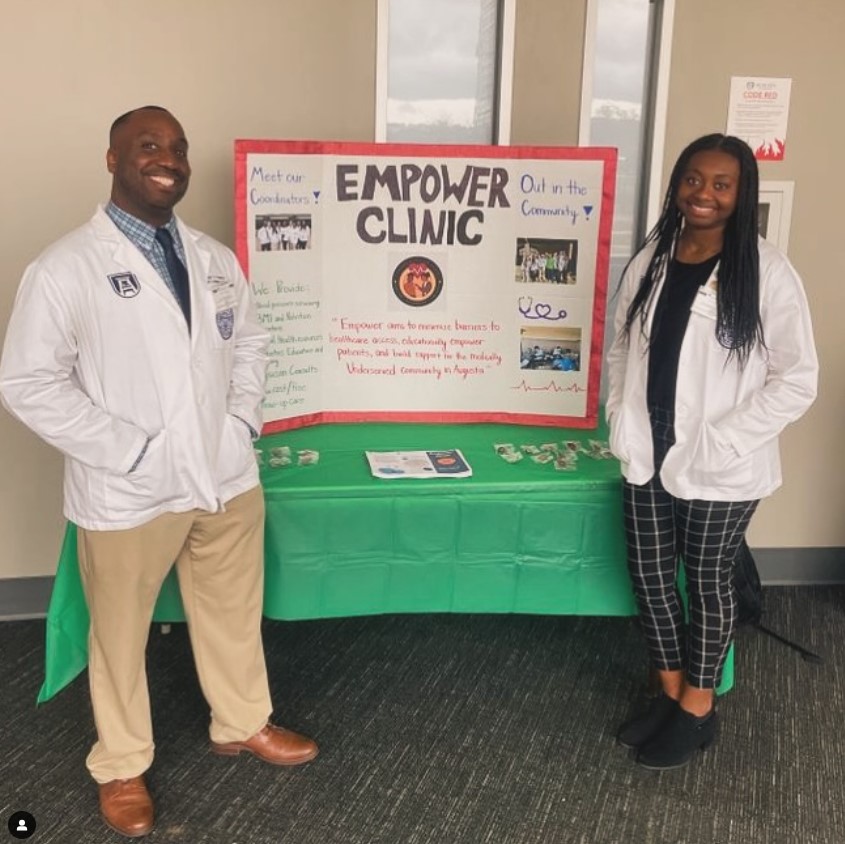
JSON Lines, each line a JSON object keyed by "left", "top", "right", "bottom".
{"left": 77, "top": 486, "right": 272, "bottom": 783}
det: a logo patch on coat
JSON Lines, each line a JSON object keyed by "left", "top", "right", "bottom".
{"left": 108, "top": 272, "right": 141, "bottom": 298}
{"left": 216, "top": 307, "right": 234, "bottom": 339}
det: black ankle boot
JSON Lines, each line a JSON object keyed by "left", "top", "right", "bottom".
{"left": 635, "top": 706, "right": 718, "bottom": 770}
{"left": 616, "top": 693, "right": 679, "bottom": 749}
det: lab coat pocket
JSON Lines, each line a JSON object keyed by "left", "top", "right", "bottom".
{"left": 105, "top": 430, "right": 170, "bottom": 507}
{"left": 688, "top": 421, "right": 752, "bottom": 491}
{"left": 608, "top": 407, "right": 633, "bottom": 465}
{"left": 217, "top": 414, "right": 255, "bottom": 486}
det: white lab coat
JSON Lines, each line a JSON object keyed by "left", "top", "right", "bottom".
{"left": 605, "top": 236, "right": 817, "bottom": 501}
{"left": 0, "top": 207, "right": 269, "bottom": 530}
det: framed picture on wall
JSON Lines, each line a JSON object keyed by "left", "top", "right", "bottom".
{"left": 758, "top": 180, "right": 794, "bottom": 253}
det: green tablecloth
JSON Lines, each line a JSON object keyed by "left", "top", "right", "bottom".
{"left": 39, "top": 420, "right": 733, "bottom": 701}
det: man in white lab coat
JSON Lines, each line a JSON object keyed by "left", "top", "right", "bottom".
{"left": 0, "top": 106, "right": 318, "bottom": 838}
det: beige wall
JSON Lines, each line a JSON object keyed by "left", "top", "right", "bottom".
{"left": 666, "top": 0, "right": 845, "bottom": 547}
{"left": 510, "top": 0, "right": 586, "bottom": 145}
{"left": 1, "top": 0, "right": 841, "bottom": 581}
{"left": 0, "top": 0, "right": 377, "bottom": 577}
{"left": 0, "top": 0, "right": 588, "bottom": 582}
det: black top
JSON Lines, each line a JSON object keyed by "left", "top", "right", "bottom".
{"left": 647, "top": 254, "right": 720, "bottom": 411}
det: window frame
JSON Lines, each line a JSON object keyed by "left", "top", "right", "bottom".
{"left": 375, "top": 0, "right": 516, "bottom": 145}
{"left": 580, "top": 0, "right": 676, "bottom": 245}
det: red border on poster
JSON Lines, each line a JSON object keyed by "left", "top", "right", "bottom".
{"left": 234, "top": 141, "right": 617, "bottom": 433}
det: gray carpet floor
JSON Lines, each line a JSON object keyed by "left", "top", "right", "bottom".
{"left": 1, "top": 586, "right": 843, "bottom": 844}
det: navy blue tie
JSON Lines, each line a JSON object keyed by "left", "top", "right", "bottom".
{"left": 155, "top": 227, "right": 191, "bottom": 330}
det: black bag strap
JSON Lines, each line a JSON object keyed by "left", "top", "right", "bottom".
{"left": 752, "top": 623, "right": 824, "bottom": 664}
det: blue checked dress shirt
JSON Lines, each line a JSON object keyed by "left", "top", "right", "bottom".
{"left": 105, "top": 202, "right": 187, "bottom": 305}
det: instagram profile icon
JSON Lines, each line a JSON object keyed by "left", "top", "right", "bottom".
{"left": 7, "top": 811, "right": 36, "bottom": 839}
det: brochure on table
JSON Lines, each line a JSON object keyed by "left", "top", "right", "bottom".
{"left": 235, "top": 141, "right": 617, "bottom": 432}
{"left": 365, "top": 449, "right": 472, "bottom": 479}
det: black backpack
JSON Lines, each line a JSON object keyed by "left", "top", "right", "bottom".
{"left": 733, "top": 539, "right": 822, "bottom": 664}
{"left": 733, "top": 539, "right": 764, "bottom": 627}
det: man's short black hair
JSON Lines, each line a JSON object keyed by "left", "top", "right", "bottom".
{"left": 109, "top": 106, "right": 171, "bottom": 145}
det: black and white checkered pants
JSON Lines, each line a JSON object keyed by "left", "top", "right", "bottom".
{"left": 622, "top": 407, "right": 758, "bottom": 689}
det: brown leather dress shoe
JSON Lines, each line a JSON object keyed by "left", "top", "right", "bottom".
{"left": 98, "top": 775, "right": 154, "bottom": 838}
{"left": 211, "top": 723, "right": 319, "bottom": 766}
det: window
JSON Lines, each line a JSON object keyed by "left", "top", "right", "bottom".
{"left": 378, "top": 0, "right": 506, "bottom": 144}
{"left": 581, "top": 0, "right": 665, "bottom": 399}
{"left": 583, "top": 0, "right": 653, "bottom": 261}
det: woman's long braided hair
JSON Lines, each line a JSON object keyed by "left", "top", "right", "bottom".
{"left": 622, "top": 133, "right": 764, "bottom": 365}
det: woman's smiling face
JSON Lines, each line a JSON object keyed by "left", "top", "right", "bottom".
{"left": 675, "top": 149, "right": 741, "bottom": 233}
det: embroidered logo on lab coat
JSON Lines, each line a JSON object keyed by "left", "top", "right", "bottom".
{"left": 216, "top": 307, "right": 234, "bottom": 339}
{"left": 108, "top": 272, "right": 141, "bottom": 298}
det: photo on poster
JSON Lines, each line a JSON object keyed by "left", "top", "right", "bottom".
{"left": 519, "top": 326, "right": 582, "bottom": 371}
{"left": 515, "top": 237, "right": 579, "bottom": 285}
{"left": 254, "top": 215, "right": 313, "bottom": 252}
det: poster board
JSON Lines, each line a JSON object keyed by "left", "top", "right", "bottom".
{"left": 235, "top": 142, "right": 616, "bottom": 433}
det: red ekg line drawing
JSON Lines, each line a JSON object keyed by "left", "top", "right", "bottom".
{"left": 510, "top": 380, "right": 586, "bottom": 394}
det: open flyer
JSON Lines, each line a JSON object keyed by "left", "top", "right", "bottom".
{"left": 365, "top": 449, "right": 472, "bottom": 479}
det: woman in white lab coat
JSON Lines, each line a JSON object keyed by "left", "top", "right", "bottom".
{"left": 606, "top": 134, "right": 817, "bottom": 770}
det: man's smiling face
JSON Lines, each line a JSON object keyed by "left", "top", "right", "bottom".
{"left": 107, "top": 108, "right": 191, "bottom": 226}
